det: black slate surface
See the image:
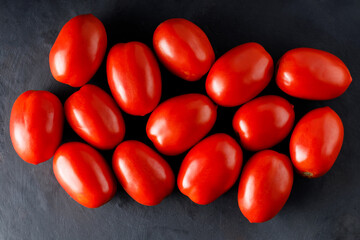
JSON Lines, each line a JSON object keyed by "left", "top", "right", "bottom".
{"left": 1, "top": 0, "right": 360, "bottom": 239}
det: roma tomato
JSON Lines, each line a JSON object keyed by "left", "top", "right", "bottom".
{"left": 206, "top": 42, "right": 274, "bottom": 107}
{"left": 233, "top": 95, "right": 295, "bottom": 151}
{"left": 107, "top": 42, "right": 161, "bottom": 116}
{"left": 178, "top": 133, "right": 243, "bottom": 205}
{"left": 65, "top": 84, "right": 125, "bottom": 150}
{"left": 146, "top": 94, "right": 217, "bottom": 155}
{"left": 10, "top": 91, "right": 63, "bottom": 164}
{"left": 276, "top": 48, "right": 352, "bottom": 100}
{"left": 49, "top": 14, "right": 107, "bottom": 87}
{"left": 53, "top": 142, "right": 117, "bottom": 208}
{"left": 238, "top": 150, "right": 293, "bottom": 223}
{"left": 290, "top": 107, "right": 344, "bottom": 178}
{"left": 112, "top": 140, "right": 175, "bottom": 206}
{"left": 153, "top": 18, "right": 215, "bottom": 81}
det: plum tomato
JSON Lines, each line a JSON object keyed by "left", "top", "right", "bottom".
{"left": 49, "top": 14, "right": 107, "bottom": 87}
{"left": 10, "top": 90, "right": 63, "bottom": 164}
{"left": 146, "top": 93, "right": 217, "bottom": 155}
{"left": 107, "top": 42, "right": 162, "bottom": 116}
{"left": 238, "top": 150, "right": 293, "bottom": 223}
{"left": 64, "top": 84, "right": 125, "bottom": 150}
{"left": 53, "top": 142, "right": 117, "bottom": 208}
{"left": 206, "top": 42, "right": 274, "bottom": 107}
{"left": 112, "top": 140, "right": 175, "bottom": 206}
{"left": 276, "top": 48, "right": 352, "bottom": 100}
{"left": 153, "top": 18, "right": 215, "bottom": 81}
{"left": 178, "top": 133, "right": 243, "bottom": 205}
{"left": 233, "top": 95, "right": 295, "bottom": 151}
{"left": 290, "top": 107, "right": 344, "bottom": 178}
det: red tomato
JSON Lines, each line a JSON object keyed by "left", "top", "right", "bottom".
{"left": 64, "top": 84, "right": 125, "bottom": 150}
{"left": 10, "top": 91, "right": 63, "bottom": 164}
{"left": 238, "top": 150, "right": 293, "bottom": 223}
{"left": 107, "top": 42, "right": 161, "bottom": 116}
{"left": 290, "top": 107, "right": 344, "bottom": 178}
{"left": 178, "top": 133, "right": 243, "bottom": 205}
{"left": 146, "top": 94, "right": 217, "bottom": 155}
{"left": 153, "top": 18, "right": 215, "bottom": 81}
{"left": 53, "top": 142, "right": 117, "bottom": 208}
{"left": 233, "top": 95, "right": 295, "bottom": 151}
{"left": 112, "top": 140, "right": 175, "bottom": 206}
{"left": 276, "top": 48, "right": 352, "bottom": 100}
{"left": 206, "top": 42, "right": 274, "bottom": 107}
{"left": 49, "top": 14, "right": 107, "bottom": 87}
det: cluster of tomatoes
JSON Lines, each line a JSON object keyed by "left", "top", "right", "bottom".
{"left": 10, "top": 14, "right": 351, "bottom": 223}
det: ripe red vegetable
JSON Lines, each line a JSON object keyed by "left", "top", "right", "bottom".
{"left": 178, "top": 133, "right": 243, "bottom": 205}
{"left": 49, "top": 14, "right": 107, "bottom": 87}
{"left": 112, "top": 140, "right": 175, "bottom": 206}
{"left": 276, "top": 48, "right": 352, "bottom": 100}
{"left": 107, "top": 42, "right": 162, "bottom": 116}
{"left": 53, "top": 142, "right": 117, "bottom": 208}
{"left": 146, "top": 93, "right": 217, "bottom": 155}
{"left": 64, "top": 84, "right": 125, "bottom": 150}
{"left": 153, "top": 18, "right": 215, "bottom": 81}
{"left": 233, "top": 95, "right": 295, "bottom": 151}
{"left": 206, "top": 42, "right": 274, "bottom": 107}
{"left": 10, "top": 91, "right": 63, "bottom": 164}
{"left": 290, "top": 107, "right": 344, "bottom": 178}
{"left": 238, "top": 150, "right": 293, "bottom": 223}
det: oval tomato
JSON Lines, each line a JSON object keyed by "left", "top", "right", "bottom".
{"left": 146, "top": 94, "right": 217, "bottom": 155}
{"left": 178, "top": 133, "right": 243, "bottom": 205}
{"left": 53, "top": 142, "right": 117, "bottom": 208}
{"left": 49, "top": 14, "right": 107, "bottom": 87}
{"left": 10, "top": 91, "right": 63, "bottom": 164}
{"left": 112, "top": 140, "right": 175, "bottom": 206}
{"left": 206, "top": 42, "right": 274, "bottom": 107}
{"left": 238, "top": 150, "right": 293, "bottom": 223}
{"left": 65, "top": 84, "right": 125, "bottom": 150}
{"left": 153, "top": 18, "right": 215, "bottom": 81}
{"left": 276, "top": 48, "right": 352, "bottom": 100}
{"left": 107, "top": 42, "right": 162, "bottom": 116}
{"left": 290, "top": 107, "right": 344, "bottom": 178}
{"left": 233, "top": 95, "right": 295, "bottom": 151}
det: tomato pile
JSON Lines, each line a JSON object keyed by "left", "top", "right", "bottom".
{"left": 9, "top": 14, "right": 352, "bottom": 223}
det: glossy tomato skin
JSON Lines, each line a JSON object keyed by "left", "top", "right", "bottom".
{"left": 10, "top": 91, "right": 63, "bottom": 164}
{"left": 53, "top": 142, "right": 117, "bottom": 208}
{"left": 146, "top": 94, "right": 217, "bottom": 155}
{"left": 112, "top": 140, "right": 175, "bottom": 206}
{"left": 290, "top": 107, "right": 344, "bottom": 178}
{"left": 238, "top": 150, "right": 293, "bottom": 223}
{"left": 233, "top": 95, "right": 295, "bottom": 151}
{"left": 178, "top": 133, "right": 243, "bottom": 205}
{"left": 276, "top": 48, "right": 352, "bottom": 100}
{"left": 153, "top": 18, "right": 215, "bottom": 81}
{"left": 65, "top": 84, "right": 125, "bottom": 150}
{"left": 49, "top": 14, "right": 107, "bottom": 87}
{"left": 206, "top": 42, "right": 274, "bottom": 107}
{"left": 107, "top": 42, "right": 162, "bottom": 116}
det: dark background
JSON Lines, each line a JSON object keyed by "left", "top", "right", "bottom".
{"left": 1, "top": 0, "right": 360, "bottom": 239}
